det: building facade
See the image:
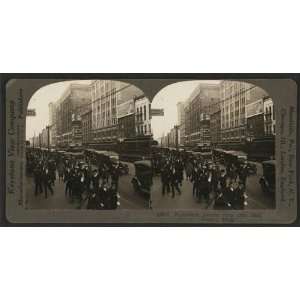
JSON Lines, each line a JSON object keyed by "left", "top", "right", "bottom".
{"left": 81, "top": 109, "right": 92, "bottom": 145}
{"left": 220, "top": 81, "right": 269, "bottom": 146}
{"left": 184, "top": 83, "right": 220, "bottom": 148}
{"left": 55, "top": 83, "right": 91, "bottom": 147}
{"left": 118, "top": 114, "right": 135, "bottom": 140}
{"left": 245, "top": 98, "right": 265, "bottom": 140}
{"left": 48, "top": 102, "right": 56, "bottom": 147}
{"left": 209, "top": 97, "right": 221, "bottom": 147}
{"left": 135, "top": 95, "right": 152, "bottom": 136}
{"left": 160, "top": 126, "right": 180, "bottom": 148}
{"left": 177, "top": 102, "right": 185, "bottom": 146}
{"left": 91, "top": 80, "right": 145, "bottom": 143}
{"left": 263, "top": 97, "right": 276, "bottom": 135}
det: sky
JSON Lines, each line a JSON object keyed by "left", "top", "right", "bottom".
{"left": 151, "top": 80, "right": 220, "bottom": 140}
{"left": 26, "top": 80, "right": 91, "bottom": 139}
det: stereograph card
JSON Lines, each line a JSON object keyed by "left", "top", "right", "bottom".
{"left": 0, "top": 75, "right": 298, "bottom": 225}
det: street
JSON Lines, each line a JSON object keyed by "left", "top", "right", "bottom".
{"left": 26, "top": 161, "right": 149, "bottom": 209}
{"left": 151, "top": 161, "right": 275, "bottom": 209}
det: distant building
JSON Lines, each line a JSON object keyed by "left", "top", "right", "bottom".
{"left": 55, "top": 83, "right": 91, "bottom": 147}
{"left": 79, "top": 100, "right": 92, "bottom": 145}
{"left": 41, "top": 128, "right": 48, "bottom": 148}
{"left": 48, "top": 102, "right": 56, "bottom": 147}
{"left": 184, "top": 83, "right": 220, "bottom": 148}
{"left": 177, "top": 102, "right": 185, "bottom": 146}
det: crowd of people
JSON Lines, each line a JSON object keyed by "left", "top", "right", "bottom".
{"left": 152, "top": 150, "right": 250, "bottom": 210}
{"left": 26, "top": 149, "right": 122, "bottom": 209}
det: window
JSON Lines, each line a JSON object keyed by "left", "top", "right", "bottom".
{"left": 144, "top": 105, "right": 146, "bottom": 120}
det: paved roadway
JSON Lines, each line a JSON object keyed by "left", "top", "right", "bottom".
{"left": 151, "top": 161, "right": 275, "bottom": 210}
{"left": 26, "top": 162, "right": 149, "bottom": 209}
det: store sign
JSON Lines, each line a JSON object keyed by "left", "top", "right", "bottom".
{"left": 151, "top": 108, "right": 164, "bottom": 116}
{"left": 26, "top": 109, "right": 36, "bottom": 116}
{"left": 246, "top": 99, "right": 263, "bottom": 118}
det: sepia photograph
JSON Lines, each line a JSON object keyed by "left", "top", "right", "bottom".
{"left": 151, "top": 80, "right": 276, "bottom": 210}
{"left": 25, "top": 80, "right": 153, "bottom": 210}
{"left": 5, "top": 77, "right": 297, "bottom": 223}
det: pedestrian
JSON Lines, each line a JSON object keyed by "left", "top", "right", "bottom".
{"left": 224, "top": 181, "right": 236, "bottom": 208}
{"left": 57, "top": 160, "right": 64, "bottom": 183}
{"left": 42, "top": 166, "right": 53, "bottom": 199}
{"left": 170, "top": 167, "right": 181, "bottom": 198}
{"left": 238, "top": 163, "right": 248, "bottom": 188}
{"left": 91, "top": 169, "right": 100, "bottom": 191}
{"left": 191, "top": 166, "right": 199, "bottom": 197}
{"left": 161, "top": 165, "right": 171, "bottom": 196}
{"left": 64, "top": 167, "right": 73, "bottom": 197}
{"left": 233, "top": 182, "right": 248, "bottom": 210}
{"left": 33, "top": 163, "right": 43, "bottom": 196}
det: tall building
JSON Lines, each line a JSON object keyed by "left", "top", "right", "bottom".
{"left": 48, "top": 102, "right": 56, "bottom": 147}
{"left": 91, "top": 80, "right": 145, "bottom": 143}
{"left": 209, "top": 97, "right": 221, "bottom": 147}
{"left": 184, "top": 83, "right": 220, "bottom": 148}
{"left": 55, "top": 83, "right": 91, "bottom": 147}
{"left": 80, "top": 103, "right": 92, "bottom": 145}
{"left": 220, "top": 81, "right": 270, "bottom": 146}
{"left": 177, "top": 102, "right": 185, "bottom": 146}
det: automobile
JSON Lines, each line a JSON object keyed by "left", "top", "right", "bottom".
{"left": 259, "top": 160, "right": 276, "bottom": 194}
{"left": 224, "top": 150, "right": 248, "bottom": 169}
{"left": 131, "top": 160, "right": 153, "bottom": 203}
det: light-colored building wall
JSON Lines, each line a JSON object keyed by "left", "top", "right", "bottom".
{"left": 263, "top": 98, "right": 276, "bottom": 135}
{"left": 135, "top": 96, "right": 152, "bottom": 136}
